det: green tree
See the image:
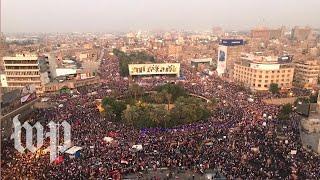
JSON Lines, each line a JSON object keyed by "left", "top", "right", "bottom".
{"left": 129, "top": 83, "right": 144, "bottom": 101}
{"left": 294, "top": 97, "right": 310, "bottom": 106}
{"left": 310, "top": 92, "right": 319, "bottom": 103}
{"left": 148, "top": 105, "right": 169, "bottom": 127}
{"left": 278, "top": 103, "right": 293, "bottom": 120}
{"left": 102, "top": 97, "right": 126, "bottom": 121}
{"left": 122, "top": 105, "right": 140, "bottom": 125}
{"left": 170, "top": 97, "right": 210, "bottom": 125}
{"left": 113, "top": 49, "right": 156, "bottom": 76}
{"left": 156, "top": 83, "right": 186, "bottom": 101}
{"left": 269, "top": 83, "right": 279, "bottom": 94}
{"left": 151, "top": 92, "right": 164, "bottom": 104}
{"left": 162, "top": 90, "right": 172, "bottom": 111}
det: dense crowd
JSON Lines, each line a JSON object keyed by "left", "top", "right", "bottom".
{"left": 1, "top": 55, "right": 319, "bottom": 179}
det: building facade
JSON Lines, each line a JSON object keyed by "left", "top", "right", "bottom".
{"left": 233, "top": 57, "right": 294, "bottom": 91}
{"left": 294, "top": 60, "right": 320, "bottom": 88}
{"left": 217, "top": 39, "right": 244, "bottom": 77}
{"left": 292, "top": 26, "right": 312, "bottom": 41}
{"left": 2, "top": 54, "right": 44, "bottom": 92}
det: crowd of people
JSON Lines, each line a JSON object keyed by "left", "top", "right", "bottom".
{"left": 1, "top": 55, "right": 319, "bottom": 179}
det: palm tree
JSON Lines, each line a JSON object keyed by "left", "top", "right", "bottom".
{"left": 163, "top": 90, "right": 172, "bottom": 111}
{"left": 129, "top": 83, "right": 143, "bottom": 101}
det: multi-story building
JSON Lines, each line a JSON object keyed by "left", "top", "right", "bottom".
{"left": 294, "top": 60, "right": 320, "bottom": 88}
{"left": 233, "top": 54, "right": 294, "bottom": 91}
{"left": 1, "top": 54, "right": 48, "bottom": 93}
{"left": 167, "top": 44, "right": 182, "bottom": 58}
{"left": 216, "top": 39, "right": 244, "bottom": 77}
{"left": 251, "top": 27, "right": 284, "bottom": 40}
{"left": 292, "top": 26, "right": 312, "bottom": 41}
{"left": 0, "top": 33, "right": 6, "bottom": 72}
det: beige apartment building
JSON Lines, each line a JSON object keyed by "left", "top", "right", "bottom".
{"left": 2, "top": 54, "right": 43, "bottom": 92}
{"left": 294, "top": 60, "right": 320, "bottom": 88}
{"left": 234, "top": 56, "right": 294, "bottom": 91}
{"left": 251, "top": 27, "right": 284, "bottom": 40}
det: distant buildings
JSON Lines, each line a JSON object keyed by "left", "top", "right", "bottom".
{"left": 167, "top": 44, "right": 182, "bottom": 58}
{"left": 233, "top": 54, "right": 294, "bottom": 91}
{"left": 292, "top": 26, "right": 312, "bottom": 41}
{"left": 251, "top": 27, "right": 284, "bottom": 40}
{"left": 294, "top": 60, "right": 320, "bottom": 88}
{"left": 0, "top": 33, "right": 6, "bottom": 72}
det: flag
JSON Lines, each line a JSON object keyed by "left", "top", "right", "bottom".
{"left": 120, "top": 159, "right": 129, "bottom": 165}
{"left": 54, "top": 156, "right": 64, "bottom": 165}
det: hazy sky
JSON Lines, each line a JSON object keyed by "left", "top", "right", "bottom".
{"left": 2, "top": 0, "right": 320, "bottom": 32}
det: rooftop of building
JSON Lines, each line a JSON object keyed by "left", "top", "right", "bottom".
{"left": 3, "top": 54, "right": 38, "bottom": 60}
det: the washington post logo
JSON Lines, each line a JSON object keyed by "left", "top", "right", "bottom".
{"left": 11, "top": 114, "right": 72, "bottom": 162}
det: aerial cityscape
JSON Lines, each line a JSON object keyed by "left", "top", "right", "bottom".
{"left": 1, "top": 0, "right": 320, "bottom": 179}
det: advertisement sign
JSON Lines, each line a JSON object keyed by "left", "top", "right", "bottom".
{"left": 278, "top": 55, "right": 293, "bottom": 63}
{"left": 250, "top": 63, "right": 280, "bottom": 70}
{"left": 220, "top": 39, "right": 244, "bottom": 46}
{"left": 217, "top": 46, "right": 227, "bottom": 76}
{"left": 128, "top": 63, "right": 180, "bottom": 76}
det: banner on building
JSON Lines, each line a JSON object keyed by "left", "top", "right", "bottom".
{"left": 217, "top": 46, "right": 227, "bottom": 76}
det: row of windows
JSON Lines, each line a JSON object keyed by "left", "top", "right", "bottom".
{"left": 252, "top": 83, "right": 291, "bottom": 88}
{"left": 4, "top": 60, "right": 38, "bottom": 64}
{"left": 235, "top": 76, "right": 291, "bottom": 84}
{"left": 8, "top": 82, "right": 41, "bottom": 87}
{"left": 6, "top": 77, "right": 41, "bottom": 81}
{"left": 6, "top": 71, "right": 40, "bottom": 76}
{"left": 235, "top": 66, "right": 292, "bottom": 74}
{"left": 234, "top": 73, "right": 292, "bottom": 79}
{"left": 5, "top": 66, "right": 39, "bottom": 70}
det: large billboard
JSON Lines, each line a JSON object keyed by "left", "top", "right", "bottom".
{"left": 217, "top": 46, "right": 227, "bottom": 76}
{"left": 128, "top": 63, "right": 180, "bottom": 76}
{"left": 220, "top": 39, "right": 244, "bottom": 46}
{"left": 250, "top": 63, "right": 280, "bottom": 70}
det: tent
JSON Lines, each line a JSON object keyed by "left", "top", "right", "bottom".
{"left": 65, "top": 146, "right": 83, "bottom": 158}
{"left": 132, "top": 144, "right": 143, "bottom": 151}
{"left": 41, "top": 97, "right": 50, "bottom": 102}
{"left": 247, "top": 98, "right": 254, "bottom": 102}
{"left": 290, "top": 150, "right": 297, "bottom": 155}
{"left": 103, "top": 137, "right": 114, "bottom": 143}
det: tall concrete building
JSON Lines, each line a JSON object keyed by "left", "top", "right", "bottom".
{"left": 216, "top": 39, "right": 245, "bottom": 77}
{"left": 251, "top": 27, "right": 284, "bottom": 40}
{"left": 1, "top": 54, "right": 49, "bottom": 93}
{"left": 292, "top": 26, "right": 312, "bottom": 41}
{"left": 0, "top": 33, "right": 6, "bottom": 72}
{"left": 294, "top": 60, "right": 320, "bottom": 88}
{"left": 233, "top": 54, "right": 294, "bottom": 91}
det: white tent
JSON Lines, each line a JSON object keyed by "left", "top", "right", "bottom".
{"left": 290, "top": 150, "right": 297, "bottom": 155}
{"left": 132, "top": 144, "right": 143, "bottom": 151}
{"left": 65, "top": 146, "right": 83, "bottom": 155}
{"left": 103, "top": 137, "right": 114, "bottom": 143}
{"left": 41, "top": 97, "right": 50, "bottom": 102}
{"left": 247, "top": 98, "right": 254, "bottom": 102}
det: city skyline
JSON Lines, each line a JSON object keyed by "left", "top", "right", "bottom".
{"left": 2, "top": 0, "right": 320, "bottom": 33}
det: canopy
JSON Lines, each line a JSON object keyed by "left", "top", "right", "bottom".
{"left": 41, "top": 97, "right": 50, "bottom": 102}
{"left": 290, "top": 150, "right": 297, "bottom": 155}
{"left": 103, "top": 137, "right": 114, "bottom": 143}
{"left": 132, "top": 144, "right": 143, "bottom": 151}
{"left": 65, "top": 146, "right": 83, "bottom": 154}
